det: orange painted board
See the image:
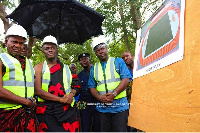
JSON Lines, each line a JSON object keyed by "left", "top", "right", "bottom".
{"left": 128, "top": 0, "right": 200, "bottom": 132}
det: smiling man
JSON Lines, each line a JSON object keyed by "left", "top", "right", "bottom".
{"left": 121, "top": 51, "right": 134, "bottom": 103}
{"left": 121, "top": 51, "right": 134, "bottom": 81}
{"left": 77, "top": 53, "right": 100, "bottom": 132}
{"left": 34, "top": 35, "right": 80, "bottom": 132}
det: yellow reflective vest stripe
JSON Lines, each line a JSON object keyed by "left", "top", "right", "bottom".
{"left": 38, "top": 61, "right": 75, "bottom": 106}
{"left": 0, "top": 53, "right": 34, "bottom": 110}
{"left": 94, "top": 57, "right": 126, "bottom": 99}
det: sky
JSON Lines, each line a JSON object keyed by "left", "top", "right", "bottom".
{"left": 0, "top": 20, "right": 4, "bottom": 41}
{"left": 0, "top": 0, "right": 19, "bottom": 41}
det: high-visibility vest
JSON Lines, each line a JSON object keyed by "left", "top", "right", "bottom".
{"left": 93, "top": 57, "right": 126, "bottom": 99}
{"left": 38, "top": 61, "right": 75, "bottom": 106}
{"left": 0, "top": 53, "right": 34, "bottom": 110}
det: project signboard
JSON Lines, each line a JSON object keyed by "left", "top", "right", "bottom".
{"left": 133, "top": 0, "right": 185, "bottom": 78}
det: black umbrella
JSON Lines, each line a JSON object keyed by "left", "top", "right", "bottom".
{"left": 6, "top": 0, "right": 105, "bottom": 44}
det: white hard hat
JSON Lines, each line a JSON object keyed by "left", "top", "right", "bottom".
{"left": 42, "top": 35, "right": 58, "bottom": 46}
{"left": 6, "top": 24, "right": 27, "bottom": 39}
{"left": 92, "top": 35, "right": 106, "bottom": 50}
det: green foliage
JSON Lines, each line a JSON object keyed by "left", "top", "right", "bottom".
{"left": 30, "top": 38, "right": 99, "bottom": 74}
{"left": 59, "top": 39, "right": 99, "bottom": 74}
{"left": 1, "top": 0, "right": 17, "bottom": 9}
{"left": 108, "top": 35, "right": 136, "bottom": 58}
{"left": 0, "top": 43, "right": 6, "bottom": 53}
{"left": 30, "top": 40, "right": 45, "bottom": 67}
{"left": 1, "top": 0, "right": 165, "bottom": 70}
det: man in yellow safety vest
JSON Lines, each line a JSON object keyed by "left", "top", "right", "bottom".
{"left": 34, "top": 35, "right": 80, "bottom": 132}
{"left": 88, "top": 35, "right": 132, "bottom": 132}
{"left": 0, "top": 25, "right": 37, "bottom": 132}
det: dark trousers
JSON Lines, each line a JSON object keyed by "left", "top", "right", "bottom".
{"left": 127, "top": 125, "right": 138, "bottom": 132}
{"left": 80, "top": 105, "right": 100, "bottom": 132}
{"left": 98, "top": 109, "right": 129, "bottom": 132}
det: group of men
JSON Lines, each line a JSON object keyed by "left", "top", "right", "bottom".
{"left": 0, "top": 25, "right": 80, "bottom": 132}
{"left": 0, "top": 24, "right": 136, "bottom": 132}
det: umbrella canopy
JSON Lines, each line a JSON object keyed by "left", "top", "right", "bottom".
{"left": 6, "top": 0, "right": 105, "bottom": 44}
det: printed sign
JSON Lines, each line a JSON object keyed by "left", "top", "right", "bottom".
{"left": 133, "top": 0, "right": 185, "bottom": 78}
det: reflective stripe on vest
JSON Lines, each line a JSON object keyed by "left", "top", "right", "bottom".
{"left": 94, "top": 57, "right": 126, "bottom": 99}
{"left": 0, "top": 53, "right": 34, "bottom": 110}
{"left": 39, "top": 61, "right": 75, "bottom": 106}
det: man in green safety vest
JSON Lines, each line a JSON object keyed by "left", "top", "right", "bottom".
{"left": 34, "top": 35, "right": 80, "bottom": 132}
{"left": 0, "top": 25, "right": 37, "bottom": 132}
{"left": 88, "top": 35, "right": 132, "bottom": 132}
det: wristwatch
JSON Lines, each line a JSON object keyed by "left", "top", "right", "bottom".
{"left": 112, "top": 91, "right": 117, "bottom": 97}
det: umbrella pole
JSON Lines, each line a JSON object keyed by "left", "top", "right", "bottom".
{"left": 57, "top": 10, "right": 62, "bottom": 45}
{"left": 56, "top": 10, "right": 62, "bottom": 60}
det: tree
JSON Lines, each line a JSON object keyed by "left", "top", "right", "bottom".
{"left": 118, "top": 0, "right": 130, "bottom": 52}
{"left": 0, "top": 0, "right": 15, "bottom": 45}
{"left": 0, "top": 0, "right": 165, "bottom": 65}
{"left": 0, "top": 0, "right": 15, "bottom": 33}
{"left": 0, "top": 0, "right": 38, "bottom": 59}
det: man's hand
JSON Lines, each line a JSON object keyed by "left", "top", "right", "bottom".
{"left": 98, "top": 94, "right": 108, "bottom": 103}
{"left": 60, "top": 94, "right": 73, "bottom": 104}
{"left": 105, "top": 93, "right": 115, "bottom": 103}
{"left": 98, "top": 93, "right": 115, "bottom": 103}
{"left": 25, "top": 97, "right": 37, "bottom": 113}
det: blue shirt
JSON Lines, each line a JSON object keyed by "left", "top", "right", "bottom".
{"left": 88, "top": 57, "right": 132, "bottom": 113}
{"left": 128, "top": 68, "right": 133, "bottom": 81}
{"left": 78, "top": 69, "right": 97, "bottom": 103}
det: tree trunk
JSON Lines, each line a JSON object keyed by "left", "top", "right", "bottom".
{"left": 129, "top": 0, "right": 142, "bottom": 38}
{"left": 0, "top": 3, "right": 12, "bottom": 34}
{"left": 0, "top": 2, "right": 35, "bottom": 58}
{"left": 118, "top": 1, "right": 130, "bottom": 52}
{"left": 27, "top": 37, "right": 36, "bottom": 59}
